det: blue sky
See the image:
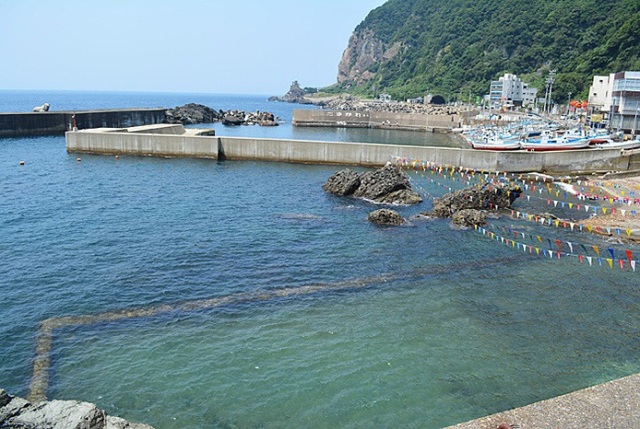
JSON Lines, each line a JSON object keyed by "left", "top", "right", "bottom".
{"left": 0, "top": 0, "right": 387, "bottom": 95}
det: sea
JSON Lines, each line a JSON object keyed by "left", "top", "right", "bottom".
{"left": 1, "top": 90, "right": 640, "bottom": 429}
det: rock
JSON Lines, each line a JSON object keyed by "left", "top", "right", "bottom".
{"left": 353, "top": 162, "right": 422, "bottom": 205}
{"left": 322, "top": 169, "right": 361, "bottom": 196}
{"left": 0, "top": 388, "right": 154, "bottom": 429}
{"left": 32, "top": 103, "right": 50, "bottom": 112}
{"left": 451, "top": 209, "right": 487, "bottom": 227}
{"left": 368, "top": 209, "right": 405, "bottom": 225}
{"left": 222, "top": 115, "right": 243, "bottom": 126}
{"left": 164, "top": 103, "right": 220, "bottom": 124}
{"left": 430, "top": 182, "right": 521, "bottom": 218}
{"left": 10, "top": 400, "right": 106, "bottom": 429}
{"left": 323, "top": 163, "right": 422, "bottom": 205}
{"left": 268, "top": 81, "right": 313, "bottom": 104}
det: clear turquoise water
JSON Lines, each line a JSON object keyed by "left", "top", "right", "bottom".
{"left": 2, "top": 92, "right": 640, "bottom": 428}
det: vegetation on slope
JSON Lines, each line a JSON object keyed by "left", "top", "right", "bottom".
{"left": 329, "top": 0, "right": 640, "bottom": 103}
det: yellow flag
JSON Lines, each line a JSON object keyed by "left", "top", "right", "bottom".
{"left": 603, "top": 208, "right": 608, "bottom": 214}
{"left": 607, "top": 258, "right": 613, "bottom": 269}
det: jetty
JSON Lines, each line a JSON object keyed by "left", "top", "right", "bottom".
{"left": 66, "top": 123, "right": 640, "bottom": 174}
{"left": 0, "top": 108, "right": 166, "bottom": 137}
{"left": 292, "top": 108, "right": 463, "bottom": 132}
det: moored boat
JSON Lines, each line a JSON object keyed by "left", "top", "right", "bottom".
{"left": 519, "top": 133, "right": 590, "bottom": 151}
{"left": 471, "top": 134, "right": 521, "bottom": 150}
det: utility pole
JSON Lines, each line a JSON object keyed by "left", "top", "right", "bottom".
{"left": 566, "top": 92, "right": 571, "bottom": 116}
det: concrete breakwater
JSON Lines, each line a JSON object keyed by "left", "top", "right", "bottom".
{"left": 0, "top": 108, "right": 167, "bottom": 137}
{"left": 292, "top": 109, "right": 464, "bottom": 132}
{"left": 66, "top": 124, "right": 640, "bottom": 174}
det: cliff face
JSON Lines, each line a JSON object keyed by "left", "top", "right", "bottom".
{"left": 337, "top": 29, "right": 402, "bottom": 87}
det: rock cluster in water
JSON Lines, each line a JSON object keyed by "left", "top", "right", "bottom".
{"left": 323, "top": 162, "right": 423, "bottom": 205}
{"left": 165, "top": 103, "right": 279, "bottom": 126}
{"left": 0, "top": 388, "right": 154, "bottom": 429}
{"left": 427, "top": 182, "right": 522, "bottom": 227}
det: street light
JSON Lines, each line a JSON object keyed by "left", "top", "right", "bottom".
{"left": 634, "top": 107, "right": 639, "bottom": 137}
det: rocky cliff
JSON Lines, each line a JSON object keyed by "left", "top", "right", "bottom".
{"left": 336, "top": 28, "right": 402, "bottom": 87}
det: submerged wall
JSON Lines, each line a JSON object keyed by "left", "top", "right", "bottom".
{"left": 65, "top": 125, "right": 636, "bottom": 173}
{"left": 0, "top": 109, "right": 166, "bottom": 137}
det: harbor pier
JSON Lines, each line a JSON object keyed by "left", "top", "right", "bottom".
{"left": 66, "top": 124, "right": 639, "bottom": 174}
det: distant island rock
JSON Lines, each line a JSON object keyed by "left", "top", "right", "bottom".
{"left": 268, "top": 81, "right": 315, "bottom": 104}
{"left": 323, "top": 162, "right": 422, "bottom": 205}
{"left": 165, "top": 104, "right": 279, "bottom": 126}
{"left": 0, "top": 388, "right": 154, "bottom": 429}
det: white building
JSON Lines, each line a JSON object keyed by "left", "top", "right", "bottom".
{"left": 588, "top": 71, "right": 640, "bottom": 133}
{"left": 489, "top": 73, "right": 537, "bottom": 108}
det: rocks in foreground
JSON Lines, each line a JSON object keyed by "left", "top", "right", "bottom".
{"left": 430, "top": 182, "right": 521, "bottom": 218}
{"left": 0, "top": 388, "right": 154, "bottom": 429}
{"left": 323, "top": 163, "right": 423, "bottom": 205}
{"left": 427, "top": 182, "right": 522, "bottom": 227}
{"left": 368, "top": 209, "right": 406, "bottom": 225}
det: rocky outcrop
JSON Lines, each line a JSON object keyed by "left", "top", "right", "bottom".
{"left": 0, "top": 388, "right": 154, "bottom": 429}
{"left": 268, "top": 81, "right": 314, "bottom": 105}
{"left": 323, "top": 162, "right": 422, "bottom": 205}
{"left": 451, "top": 209, "right": 487, "bottom": 227}
{"left": 428, "top": 182, "right": 522, "bottom": 219}
{"left": 368, "top": 209, "right": 405, "bottom": 225}
{"left": 165, "top": 103, "right": 221, "bottom": 124}
{"left": 165, "top": 104, "right": 279, "bottom": 126}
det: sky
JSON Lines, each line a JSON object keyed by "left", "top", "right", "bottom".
{"left": 0, "top": 0, "right": 387, "bottom": 95}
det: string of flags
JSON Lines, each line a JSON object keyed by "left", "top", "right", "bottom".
{"left": 475, "top": 224, "right": 638, "bottom": 272}
{"left": 509, "top": 209, "right": 636, "bottom": 238}
{"left": 395, "top": 157, "right": 640, "bottom": 212}
{"left": 397, "top": 158, "right": 639, "bottom": 239}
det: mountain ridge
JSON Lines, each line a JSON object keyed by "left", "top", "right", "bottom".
{"left": 329, "top": 0, "right": 640, "bottom": 103}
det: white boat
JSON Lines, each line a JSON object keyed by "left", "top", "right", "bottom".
{"left": 592, "top": 139, "right": 640, "bottom": 150}
{"left": 519, "top": 133, "right": 590, "bottom": 151}
{"left": 471, "top": 134, "right": 520, "bottom": 150}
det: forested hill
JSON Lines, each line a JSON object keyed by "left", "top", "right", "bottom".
{"left": 331, "top": 0, "right": 640, "bottom": 102}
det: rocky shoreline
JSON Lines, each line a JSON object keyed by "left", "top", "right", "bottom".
{"left": 0, "top": 388, "right": 153, "bottom": 429}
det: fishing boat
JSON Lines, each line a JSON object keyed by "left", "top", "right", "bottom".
{"left": 471, "top": 134, "right": 520, "bottom": 150}
{"left": 519, "top": 133, "right": 590, "bottom": 151}
{"left": 592, "top": 139, "right": 640, "bottom": 150}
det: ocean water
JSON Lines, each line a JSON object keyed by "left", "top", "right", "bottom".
{"left": 1, "top": 91, "right": 640, "bottom": 428}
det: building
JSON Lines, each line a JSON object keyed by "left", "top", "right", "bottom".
{"left": 588, "top": 71, "right": 640, "bottom": 133}
{"left": 489, "top": 73, "right": 537, "bottom": 108}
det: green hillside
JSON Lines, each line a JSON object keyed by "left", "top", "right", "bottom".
{"left": 330, "top": 0, "right": 640, "bottom": 103}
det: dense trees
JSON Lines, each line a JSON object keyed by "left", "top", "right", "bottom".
{"left": 331, "top": 0, "right": 640, "bottom": 102}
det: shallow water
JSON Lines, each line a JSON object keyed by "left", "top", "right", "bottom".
{"left": 2, "top": 92, "right": 640, "bottom": 428}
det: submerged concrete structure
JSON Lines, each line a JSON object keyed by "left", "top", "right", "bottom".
{"left": 66, "top": 124, "right": 640, "bottom": 174}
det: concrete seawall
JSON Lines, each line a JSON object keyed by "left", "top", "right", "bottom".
{"left": 292, "top": 109, "right": 463, "bottom": 132}
{"left": 66, "top": 124, "right": 639, "bottom": 174}
{"left": 0, "top": 108, "right": 166, "bottom": 137}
